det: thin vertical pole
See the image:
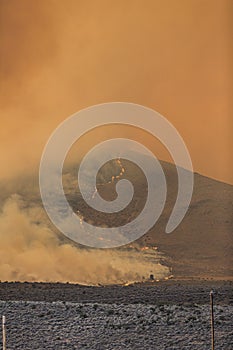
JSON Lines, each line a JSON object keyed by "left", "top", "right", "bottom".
{"left": 210, "top": 290, "right": 215, "bottom": 350}
{"left": 2, "top": 315, "right": 6, "bottom": 350}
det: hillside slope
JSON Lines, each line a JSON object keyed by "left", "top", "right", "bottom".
{"left": 1, "top": 158, "right": 232, "bottom": 279}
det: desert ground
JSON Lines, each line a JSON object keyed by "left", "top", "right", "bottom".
{"left": 0, "top": 279, "right": 232, "bottom": 349}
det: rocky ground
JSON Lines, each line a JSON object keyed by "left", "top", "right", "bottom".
{"left": 0, "top": 280, "right": 232, "bottom": 349}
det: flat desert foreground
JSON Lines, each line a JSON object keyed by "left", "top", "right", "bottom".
{"left": 0, "top": 279, "right": 232, "bottom": 349}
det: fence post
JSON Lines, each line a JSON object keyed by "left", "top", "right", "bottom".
{"left": 210, "top": 290, "right": 215, "bottom": 350}
{"left": 2, "top": 315, "right": 6, "bottom": 350}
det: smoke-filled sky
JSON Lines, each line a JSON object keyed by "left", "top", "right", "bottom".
{"left": 0, "top": 0, "right": 232, "bottom": 184}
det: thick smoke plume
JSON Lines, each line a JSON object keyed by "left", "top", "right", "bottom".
{"left": 0, "top": 195, "right": 169, "bottom": 285}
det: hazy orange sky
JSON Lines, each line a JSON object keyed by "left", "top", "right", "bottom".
{"left": 0, "top": 0, "right": 232, "bottom": 184}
